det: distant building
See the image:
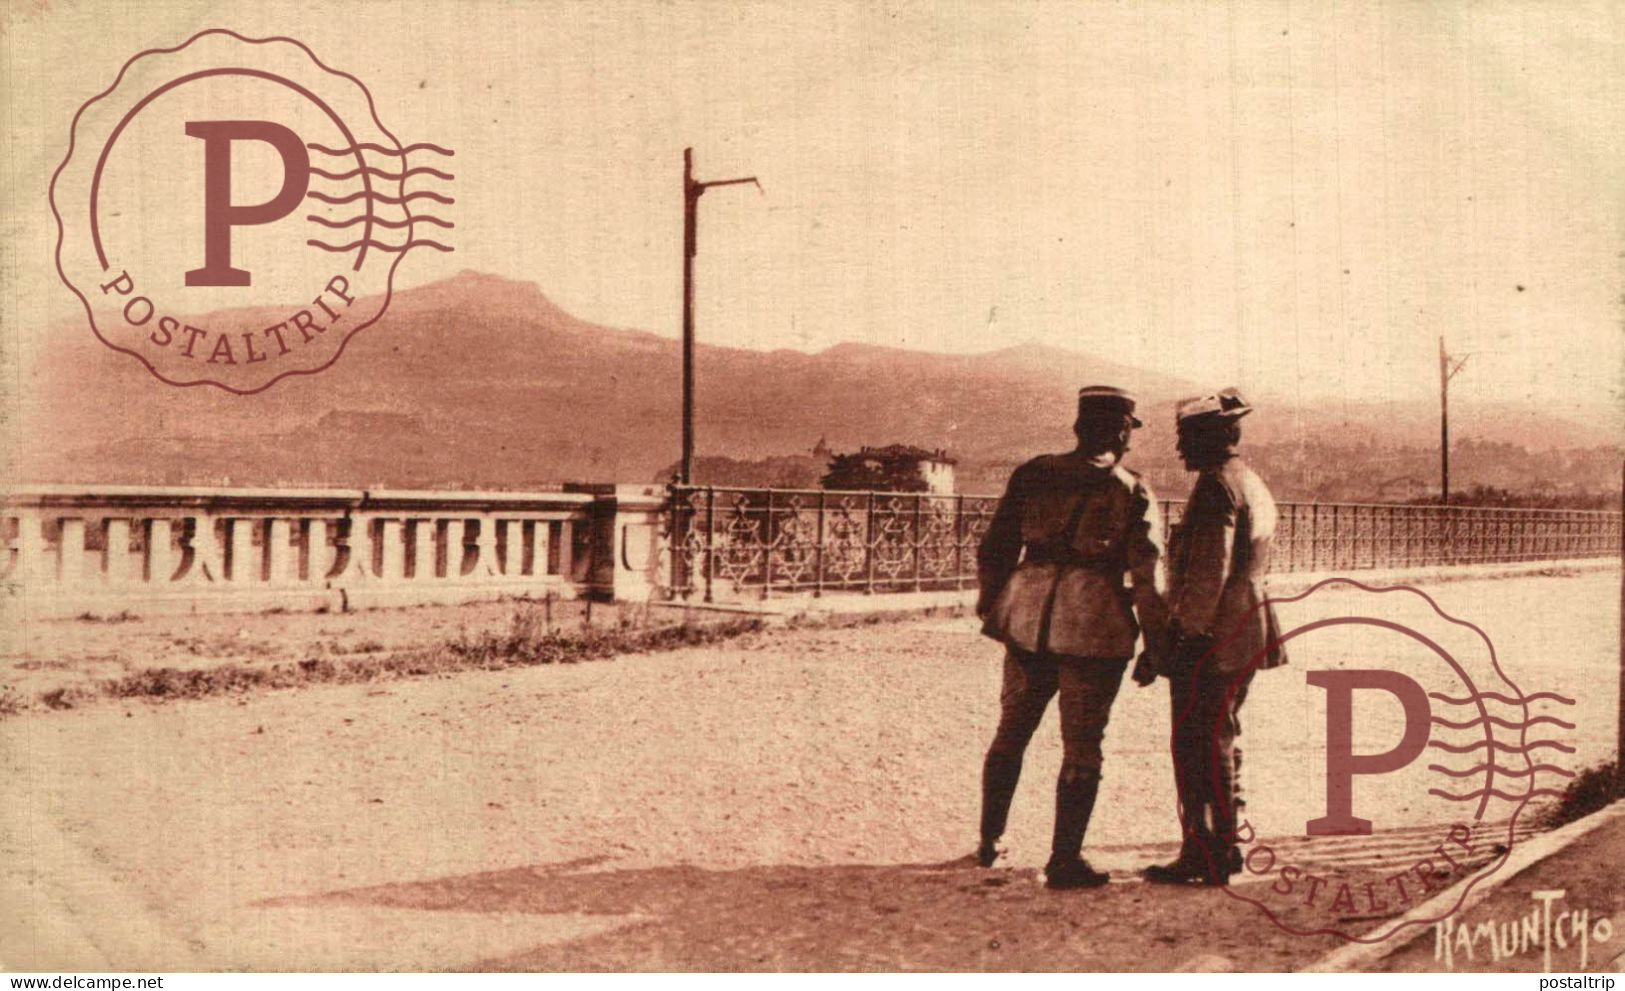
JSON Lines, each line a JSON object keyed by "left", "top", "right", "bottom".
{"left": 821, "top": 445, "right": 957, "bottom": 494}
{"left": 1373, "top": 475, "right": 1430, "bottom": 503}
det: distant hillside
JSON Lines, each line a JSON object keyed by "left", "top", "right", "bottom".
{"left": 9, "top": 271, "right": 1620, "bottom": 502}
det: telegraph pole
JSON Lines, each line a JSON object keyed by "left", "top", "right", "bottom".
{"left": 681, "top": 147, "right": 760, "bottom": 485}
{"left": 1438, "top": 337, "right": 1470, "bottom": 504}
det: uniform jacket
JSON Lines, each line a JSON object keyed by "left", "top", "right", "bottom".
{"left": 977, "top": 451, "right": 1167, "bottom": 659}
{"left": 1167, "top": 456, "right": 1289, "bottom": 675}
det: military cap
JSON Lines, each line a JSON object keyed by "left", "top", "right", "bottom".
{"left": 1077, "top": 384, "right": 1143, "bottom": 428}
{"left": 1175, "top": 387, "right": 1253, "bottom": 424}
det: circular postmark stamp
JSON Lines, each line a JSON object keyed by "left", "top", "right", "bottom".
{"left": 50, "top": 29, "right": 454, "bottom": 393}
{"left": 1173, "top": 577, "right": 1576, "bottom": 944}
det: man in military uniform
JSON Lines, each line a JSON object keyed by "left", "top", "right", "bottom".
{"left": 1142, "top": 388, "right": 1288, "bottom": 886}
{"left": 974, "top": 385, "right": 1168, "bottom": 889}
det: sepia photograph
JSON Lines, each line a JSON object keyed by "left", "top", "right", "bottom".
{"left": 1, "top": 0, "right": 1621, "bottom": 979}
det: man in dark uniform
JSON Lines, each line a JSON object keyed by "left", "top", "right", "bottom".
{"left": 1141, "top": 389, "right": 1288, "bottom": 886}
{"left": 974, "top": 385, "right": 1168, "bottom": 889}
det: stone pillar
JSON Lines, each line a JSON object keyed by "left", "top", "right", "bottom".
{"left": 147, "top": 519, "right": 177, "bottom": 584}
{"left": 104, "top": 518, "right": 134, "bottom": 584}
{"left": 58, "top": 518, "right": 86, "bottom": 585}
{"left": 16, "top": 512, "right": 48, "bottom": 584}
{"left": 377, "top": 519, "right": 405, "bottom": 582}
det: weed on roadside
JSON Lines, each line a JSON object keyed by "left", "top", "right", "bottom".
{"left": 74, "top": 610, "right": 138, "bottom": 624}
{"left": 1536, "top": 759, "right": 1623, "bottom": 830}
{"left": 4, "top": 607, "right": 763, "bottom": 715}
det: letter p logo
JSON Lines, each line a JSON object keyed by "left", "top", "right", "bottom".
{"left": 185, "top": 120, "right": 310, "bottom": 287}
{"left": 1306, "top": 669, "right": 1431, "bottom": 836}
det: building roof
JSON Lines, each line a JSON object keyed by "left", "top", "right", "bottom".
{"left": 853, "top": 444, "right": 957, "bottom": 465}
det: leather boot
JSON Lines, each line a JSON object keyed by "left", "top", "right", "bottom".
{"left": 1044, "top": 768, "right": 1108, "bottom": 889}
{"left": 976, "top": 751, "right": 1023, "bottom": 866}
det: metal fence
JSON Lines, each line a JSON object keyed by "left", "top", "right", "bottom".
{"left": 664, "top": 486, "right": 1621, "bottom": 601}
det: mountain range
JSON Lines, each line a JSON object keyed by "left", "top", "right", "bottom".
{"left": 9, "top": 271, "right": 1619, "bottom": 501}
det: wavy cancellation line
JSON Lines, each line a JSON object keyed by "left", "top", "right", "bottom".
{"left": 306, "top": 141, "right": 455, "bottom": 156}
{"left": 306, "top": 239, "right": 454, "bottom": 254}
{"left": 1429, "top": 690, "right": 1577, "bottom": 706}
{"left": 306, "top": 214, "right": 455, "bottom": 230}
{"left": 1427, "top": 787, "right": 1566, "bottom": 803}
{"left": 306, "top": 190, "right": 455, "bottom": 206}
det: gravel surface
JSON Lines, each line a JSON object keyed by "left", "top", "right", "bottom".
{"left": 0, "top": 568, "right": 1616, "bottom": 971}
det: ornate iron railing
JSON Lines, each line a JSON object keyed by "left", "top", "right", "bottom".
{"left": 664, "top": 487, "right": 999, "bottom": 600}
{"left": 664, "top": 486, "right": 1621, "bottom": 601}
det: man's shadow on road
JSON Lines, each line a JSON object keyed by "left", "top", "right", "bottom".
{"left": 256, "top": 853, "right": 1287, "bottom": 971}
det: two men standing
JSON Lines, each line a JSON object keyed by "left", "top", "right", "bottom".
{"left": 973, "top": 385, "right": 1286, "bottom": 889}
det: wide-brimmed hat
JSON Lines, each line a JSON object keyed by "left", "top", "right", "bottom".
{"left": 1175, "top": 388, "right": 1254, "bottom": 425}
{"left": 1077, "top": 385, "right": 1143, "bottom": 428}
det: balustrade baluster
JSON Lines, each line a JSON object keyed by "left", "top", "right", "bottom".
{"left": 59, "top": 518, "right": 86, "bottom": 584}
{"left": 307, "top": 518, "right": 336, "bottom": 582}
{"left": 954, "top": 493, "right": 965, "bottom": 590}
{"left": 443, "top": 519, "right": 467, "bottom": 580}
{"left": 15, "top": 513, "right": 47, "bottom": 583}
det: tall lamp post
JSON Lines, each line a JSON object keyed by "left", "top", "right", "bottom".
{"left": 681, "top": 147, "right": 761, "bottom": 485}
{"left": 1439, "top": 336, "right": 1471, "bottom": 504}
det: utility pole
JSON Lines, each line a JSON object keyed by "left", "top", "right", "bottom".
{"left": 681, "top": 147, "right": 760, "bottom": 485}
{"left": 1438, "top": 336, "right": 1470, "bottom": 505}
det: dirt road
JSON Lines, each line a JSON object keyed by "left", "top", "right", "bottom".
{"left": 1, "top": 568, "right": 1616, "bottom": 970}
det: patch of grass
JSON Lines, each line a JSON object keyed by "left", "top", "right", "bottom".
{"left": 446, "top": 607, "right": 762, "bottom": 669}
{"left": 1536, "top": 758, "right": 1623, "bottom": 830}
{"left": 75, "top": 610, "right": 138, "bottom": 624}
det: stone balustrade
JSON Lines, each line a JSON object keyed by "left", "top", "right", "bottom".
{"left": 0, "top": 484, "right": 634, "bottom": 618}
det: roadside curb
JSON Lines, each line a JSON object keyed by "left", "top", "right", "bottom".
{"left": 1304, "top": 800, "right": 1625, "bottom": 973}
{"left": 655, "top": 588, "right": 977, "bottom": 623}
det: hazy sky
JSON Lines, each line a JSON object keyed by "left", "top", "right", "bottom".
{"left": 4, "top": 0, "right": 1621, "bottom": 417}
